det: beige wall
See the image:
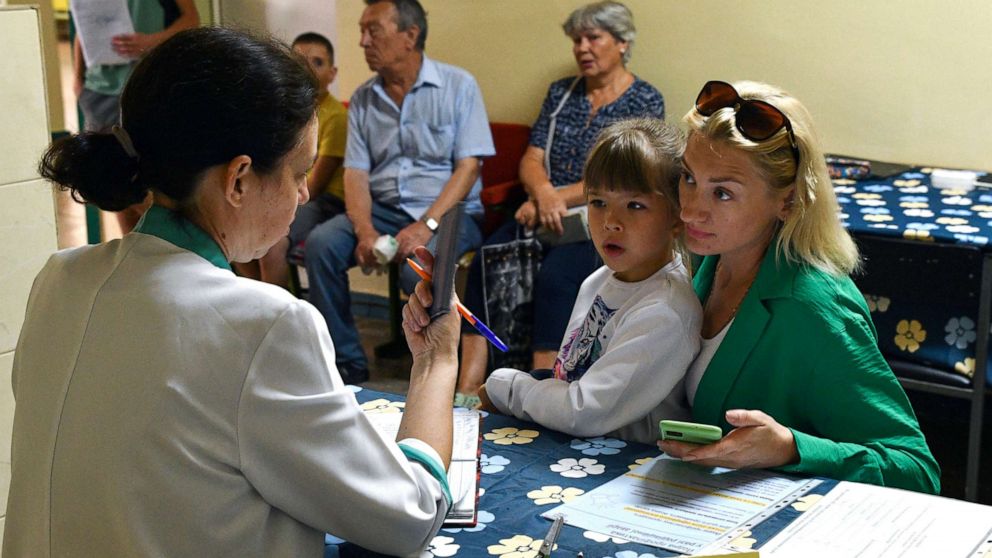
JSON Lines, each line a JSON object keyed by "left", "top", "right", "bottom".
{"left": 336, "top": 0, "right": 992, "bottom": 171}
{"left": 6, "top": 0, "right": 65, "bottom": 132}
{"left": 0, "top": 5, "right": 59, "bottom": 542}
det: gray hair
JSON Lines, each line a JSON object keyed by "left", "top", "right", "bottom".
{"left": 366, "top": 0, "right": 428, "bottom": 51}
{"left": 562, "top": 1, "right": 636, "bottom": 63}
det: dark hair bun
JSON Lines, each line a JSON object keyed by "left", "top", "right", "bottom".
{"left": 38, "top": 27, "right": 318, "bottom": 211}
{"left": 39, "top": 132, "right": 148, "bottom": 211}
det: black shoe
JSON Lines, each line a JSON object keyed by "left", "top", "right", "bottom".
{"left": 338, "top": 362, "right": 369, "bottom": 385}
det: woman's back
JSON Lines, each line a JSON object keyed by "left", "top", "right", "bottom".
{"left": 8, "top": 26, "right": 458, "bottom": 556}
{"left": 7, "top": 233, "right": 339, "bottom": 556}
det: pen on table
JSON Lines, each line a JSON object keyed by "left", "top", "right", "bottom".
{"left": 406, "top": 258, "right": 509, "bottom": 352}
{"left": 537, "top": 513, "right": 565, "bottom": 558}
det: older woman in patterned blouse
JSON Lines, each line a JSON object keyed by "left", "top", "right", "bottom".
{"left": 456, "top": 1, "right": 666, "bottom": 406}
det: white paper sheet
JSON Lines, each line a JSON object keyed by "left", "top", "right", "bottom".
{"left": 759, "top": 481, "right": 992, "bottom": 557}
{"left": 544, "top": 456, "right": 812, "bottom": 554}
{"left": 70, "top": 0, "right": 134, "bottom": 66}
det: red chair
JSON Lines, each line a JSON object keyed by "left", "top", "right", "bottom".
{"left": 480, "top": 122, "right": 530, "bottom": 234}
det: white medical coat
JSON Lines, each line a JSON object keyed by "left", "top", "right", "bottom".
{"left": 4, "top": 232, "right": 447, "bottom": 557}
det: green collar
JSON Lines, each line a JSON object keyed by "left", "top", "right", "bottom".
{"left": 134, "top": 205, "right": 231, "bottom": 271}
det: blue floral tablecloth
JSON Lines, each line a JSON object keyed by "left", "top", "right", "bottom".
{"left": 331, "top": 388, "right": 833, "bottom": 558}
{"left": 834, "top": 167, "right": 992, "bottom": 385}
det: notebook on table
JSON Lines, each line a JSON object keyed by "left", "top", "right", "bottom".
{"left": 364, "top": 408, "right": 482, "bottom": 526}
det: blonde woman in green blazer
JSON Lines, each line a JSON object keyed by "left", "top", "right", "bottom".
{"left": 659, "top": 80, "right": 940, "bottom": 494}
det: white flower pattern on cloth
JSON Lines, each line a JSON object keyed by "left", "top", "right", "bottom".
{"left": 486, "top": 534, "right": 546, "bottom": 558}
{"left": 947, "top": 224, "right": 980, "bottom": 234}
{"left": 956, "top": 358, "right": 976, "bottom": 378}
{"left": 485, "top": 427, "right": 539, "bottom": 445}
{"left": 942, "top": 195, "right": 972, "bottom": 206}
{"left": 570, "top": 436, "right": 627, "bottom": 456}
{"left": 945, "top": 316, "right": 977, "bottom": 349}
{"left": 893, "top": 179, "right": 922, "bottom": 187}
{"left": 627, "top": 457, "right": 652, "bottom": 471}
{"left": 864, "top": 294, "right": 891, "bottom": 313}
{"left": 360, "top": 398, "right": 405, "bottom": 413}
{"left": 549, "top": 457, "right": 605, "bottom": 478}
{"left": 526, "top": 485, "right": 585, "bottom": 505}
{"left": 481, "top": 454, "right": 510, "bottom": 474}
{"left": 422, "top": 536, "right": 459, "bottom": 557}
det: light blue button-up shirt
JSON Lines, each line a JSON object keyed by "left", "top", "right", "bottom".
{"left": 344, "top": 56, "right": 495, "bottom": 220}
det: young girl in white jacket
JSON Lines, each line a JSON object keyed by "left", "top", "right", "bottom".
{"left": 479, "top": 118, "right": 703, "bottom": 444}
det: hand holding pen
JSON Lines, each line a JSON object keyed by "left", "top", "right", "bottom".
{"left": 406, "top": 257, "right": 509, "bottom": 352}
{"left": 400, "top": 247, "right": 463, "bottom": 359}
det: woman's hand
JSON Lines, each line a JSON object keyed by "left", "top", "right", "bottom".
{"left": 514, "top": 200, "right": 538, "bottom": 229}
{"left": 534, "top": 187, "right": 568, "bottom": 235}
{"left": 401, "top": 247, "right": 461, "bottom": 359}
{"left": 657, "top": 410, "right": 799, "bottom": 470}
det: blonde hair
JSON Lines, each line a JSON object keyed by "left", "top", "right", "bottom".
{"left": 682, "top": 80, "right": 859, "bottom": 276}
{"left": 583, "top": 117, "right": 689, "bottom": 269}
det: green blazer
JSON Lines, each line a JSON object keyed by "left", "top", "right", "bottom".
{"left": 692, "top": 243, "right": 941, "bottom": 494}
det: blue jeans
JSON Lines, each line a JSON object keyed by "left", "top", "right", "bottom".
{"left": 305, "top": 202, "right": 482, "bottom": 368}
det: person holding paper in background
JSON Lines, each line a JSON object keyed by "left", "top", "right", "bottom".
{"left": 72, "top": 0, "right": 199, "bottom": 233}
{"left": 454, "top": 1, "right": 666, "bottom": 408}
{"left": 479, "top": 118, "right": 702, "bottom": 445}
{"left": 659, "top": 80, "right": 940, "bottom": 493}
{"left": 6, "top": 28, "right": 459, "bottom": 556}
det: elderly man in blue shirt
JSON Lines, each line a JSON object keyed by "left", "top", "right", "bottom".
{"left": 304, "top": 0, "right": 494, "bottom": 383}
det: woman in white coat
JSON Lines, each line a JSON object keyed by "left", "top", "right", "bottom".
{"left": 4, "top": 27, "right": 459, "bottom": 557}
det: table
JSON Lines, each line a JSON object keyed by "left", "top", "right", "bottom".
{"left": 835, "top": 167, "right": 992, "bottom": 385}
{"left": 833, "top": 166, "right": 991, "bottom": 500}
{"left": 331, "top": 388, "right": 838, "bottom": 558}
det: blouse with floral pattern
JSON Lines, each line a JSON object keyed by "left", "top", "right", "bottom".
{"left": 529, "top": 76, "right": 665, "bottom": 187}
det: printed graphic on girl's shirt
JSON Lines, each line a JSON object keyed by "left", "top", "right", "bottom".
{"left": 554, "top": 295, "right": 617, "bottom": 381}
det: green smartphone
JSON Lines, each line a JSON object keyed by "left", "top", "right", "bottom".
{"left": 659, "top": 420, "right": 723, "bottom": 445}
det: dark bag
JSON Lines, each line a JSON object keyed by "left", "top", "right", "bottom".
{"left": 480, "top": 227, "right": 542, "bottom": 370}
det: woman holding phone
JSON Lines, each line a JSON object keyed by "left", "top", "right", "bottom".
{"left": 658, "top": 80, "right": 940, "bottom": 494}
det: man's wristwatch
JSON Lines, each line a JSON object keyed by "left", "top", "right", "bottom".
{"left": 421, "top": 216, "right": 439, "bottom": 232}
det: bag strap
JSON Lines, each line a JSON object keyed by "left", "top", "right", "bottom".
{"left": 543, "top": 76, "right": 582, "bottom": 178}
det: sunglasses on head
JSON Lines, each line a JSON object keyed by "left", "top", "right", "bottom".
{"left": 694, "top": 80, "right": 800, "bottom": 165}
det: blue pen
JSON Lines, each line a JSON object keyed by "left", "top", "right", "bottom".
{"left": 406, "top": 258, "right": 509, "bottom": 352}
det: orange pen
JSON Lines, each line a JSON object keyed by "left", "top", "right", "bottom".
{"left": 406, "top": 258, "right": 509, "bottom": 352}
